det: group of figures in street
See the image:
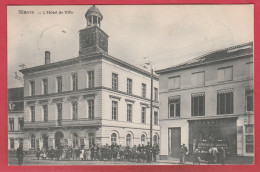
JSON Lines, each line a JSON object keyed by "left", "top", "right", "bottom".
{"left": 16, "top": 142, "right": 160, "bottom": 165}
{"left": 179, "top": 144, "right": 227, "bottom": 165}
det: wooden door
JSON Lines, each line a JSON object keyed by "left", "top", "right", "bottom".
{"left": 169, "top": 128, "right": 181, "bottom": 158}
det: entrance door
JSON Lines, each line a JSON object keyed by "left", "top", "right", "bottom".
{"left": 169, "top": 128, "right": 181, "bottom": 158}
{"left": 55, "top": 131, "right": 64, "bottom": 149}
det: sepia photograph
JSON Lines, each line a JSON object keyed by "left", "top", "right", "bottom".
{"left": 7, "top": 4, "right": 254, "bottom": 166}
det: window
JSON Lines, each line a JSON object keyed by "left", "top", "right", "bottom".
{"left": 154, "top": 111, "right": 158, "bottom": 125}
{"left": 247, "top": 62, "right": 253, "bottom": 78}
{"left": 141, "top": 107, "right": 146, "bottom": 124}
{"left": 56, "top": 76, "right": 62, "bottom": 93}
{"left": 191, "top": 93, "right": 205, "bottom": 116}
{"left": 57, "top": 103, "right": 62, "bottom": 126}
{"left": 19, "top": 139, "right": 23, "bottom": 147}
{"left": 72, "top": 133, "right": 79, "bottom": 147}
{"left": 246, "top": 88, "right": 254, "bottom": 112}
{"left": 169, "top": 96, "right": 180, "bottom": 117}
{"left": 191, "top": 72, "right": 205, "bottom": 86}
{"left": 72, "top": 101, "right": 78, "bottom": 120}
{"left": 88, "top": 71, "right": 95, "bottom": 88}
{"left": 30, "top": 81, "right": 35, "bottom": 96}
{"left": 111, "top": 133, "right": 117, "bottom": 144}
{"left": 112, "top": 73, "right": 118, "bottom": 90}
{"left": 218, "top": 66, "right": 233, "bottom": 82}
{"left": 43, "top": 105, "right": 48, "bottom": 122}
{"left": 89, "top": 133, "right": 95, "bottom": 148}
{"left": 42, "top": 78, "right": 48, "bottom": 95}
{"left": 30, "top": 134, "right": 36, "bottom": 149}
{"left": 36, "top": 139, "right": 40, "bottom": 149}
{"left": 127, "top": 104, "right": 132, "bottom": 122}
{"left": 154, "top": 88, "right": 158, "bottom": 101}
{"left": 10, "top": 138, "right": 14, "bottom": 149}
{"left": 18, "top": 117, "right": 24, "bottom": 130}
{"left": 127, "top": 78, "right": 133, "bottom": 94}
{"left": 126, "top": 134, "right": 132, "bottom": 147}
{"left": 30, "top": 106, "right": 35, "bottom": 122}
{"left": 153, "top": 135, "right": 159, "bottom": 145}
{"left": 141, "top": 134, "right": 146, "bottom": 145}
{"left": 142, "top": 83, "right": 146, "bottom": 98}
{"left": 112, "top": 101, "right": 118, "bottom": 120}
{"left": 217, "top": 89, "right": 233, "bottom": 114}
{"left": 9, "top": 118, "right": 14, "bottom": 131}
{"left": 71, "top": 73, "right": 78, "bottom": 90}
{"left": 245, "top": 125, "right": 254, "bottom": 153}
{"left": 80, "top": 139, "right": 85, "bottom": 148}
{"left": 88, "top": 100, "right": 94, "bottom": 119}
{"left": 168, "top": 76, "right": 180, "bottom": 89}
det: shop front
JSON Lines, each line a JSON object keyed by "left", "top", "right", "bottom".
{"left": 188, "top": 117, "right": 237, "bottom": 160}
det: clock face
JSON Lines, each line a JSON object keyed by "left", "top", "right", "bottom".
{"left": 80, "top": 32, "right": 94, "bottom": 50}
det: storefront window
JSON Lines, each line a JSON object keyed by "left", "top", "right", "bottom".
{"left": 188, "top": 118, "right": 237, "bottom": 156}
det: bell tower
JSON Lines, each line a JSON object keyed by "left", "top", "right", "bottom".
{"left": 79, "top": 5, "right": 109, "bottom": 55}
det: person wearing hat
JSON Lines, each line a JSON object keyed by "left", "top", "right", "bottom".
{"left": 180, "top": 144, "right": 188, "bottom": 164}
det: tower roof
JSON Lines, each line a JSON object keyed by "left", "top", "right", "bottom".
{"left": 85, "top": 5, "right": 103, "bottom": 20}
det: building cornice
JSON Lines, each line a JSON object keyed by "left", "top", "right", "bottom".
{"left": 20, "top": 52, "right": 159, "bottom": 81}
{"left": 23, "top": 86, "right": 159, "bottom": 105}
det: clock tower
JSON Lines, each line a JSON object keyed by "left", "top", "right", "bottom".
{"left": 79, "top": 5, "right": 109, "bottom": 55}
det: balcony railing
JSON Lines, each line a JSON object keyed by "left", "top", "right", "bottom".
{"left": 24, "top": 118, "right": 101, "bottom": 129}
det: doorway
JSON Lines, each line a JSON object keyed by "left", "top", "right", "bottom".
{"left": 169, "top": 127, "right": 181, "bottom": 158}
{"left": 55, "top": 131, "right": 64, "bottom": 149}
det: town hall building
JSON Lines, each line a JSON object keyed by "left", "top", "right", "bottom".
{"left": 20, "top": 6, "right": 160, "bottom": 151}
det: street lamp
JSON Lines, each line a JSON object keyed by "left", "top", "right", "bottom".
{"left": 144, "top": 60, "right": 153, "bottom": 147}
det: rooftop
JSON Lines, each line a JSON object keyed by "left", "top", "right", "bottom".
{"left": 156, "top": 42, "right": 253, "bottom": 74}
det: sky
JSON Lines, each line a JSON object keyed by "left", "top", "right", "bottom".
{"left": 7, "top": 5, "right": 254, "bottom": 88}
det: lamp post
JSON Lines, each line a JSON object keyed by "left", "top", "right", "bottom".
{"left": 150, "top": 67, "right": 153, "bottom": 147}
{"left": 144, "top": 60, "right": 154, "bottom": 147}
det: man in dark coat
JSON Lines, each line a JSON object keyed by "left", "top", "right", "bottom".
{"left": 16, "top": 145, "right": 24, "bottom": 165}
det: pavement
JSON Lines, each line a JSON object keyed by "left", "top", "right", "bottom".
{"left": 8, "top": 155, "right": 254, "bottom": 166}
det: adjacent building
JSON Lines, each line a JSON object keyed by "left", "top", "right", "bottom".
{"left": 156, "top": 42, "right": 254, "bottom": 159}
{"left": 19, "top": 6, "right": 160, "bottom": 151}
{"left": 8, "top": 87, "right": 24, "bottom": 151}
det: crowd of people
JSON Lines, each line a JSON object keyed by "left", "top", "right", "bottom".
{"left": 36, "top": 142, "right": 160, "bottom": 163}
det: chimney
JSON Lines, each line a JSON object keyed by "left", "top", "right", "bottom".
{"left": 45, "top": 51, "right": 50, "bottom": 64}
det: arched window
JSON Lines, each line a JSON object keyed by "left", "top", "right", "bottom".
{"left": 89, "top": 133, "right": 95, "bottom": 147}
{"left": 141, "top": 134, "right": 146, "bottom": 145}
{"left": 126, "top": 134, "right": 132, "bottom": 147}
{"left": 111, "top": 133, "right": 117, "bottom": 144}
{"left": 153, "top": 134, "right": 159, "bottom": 145}
{"left": 72, "top": 132, "right": 79, "bottom": 147}
{"left": 30, "top": 134, "right": 36, "bottom": 149}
